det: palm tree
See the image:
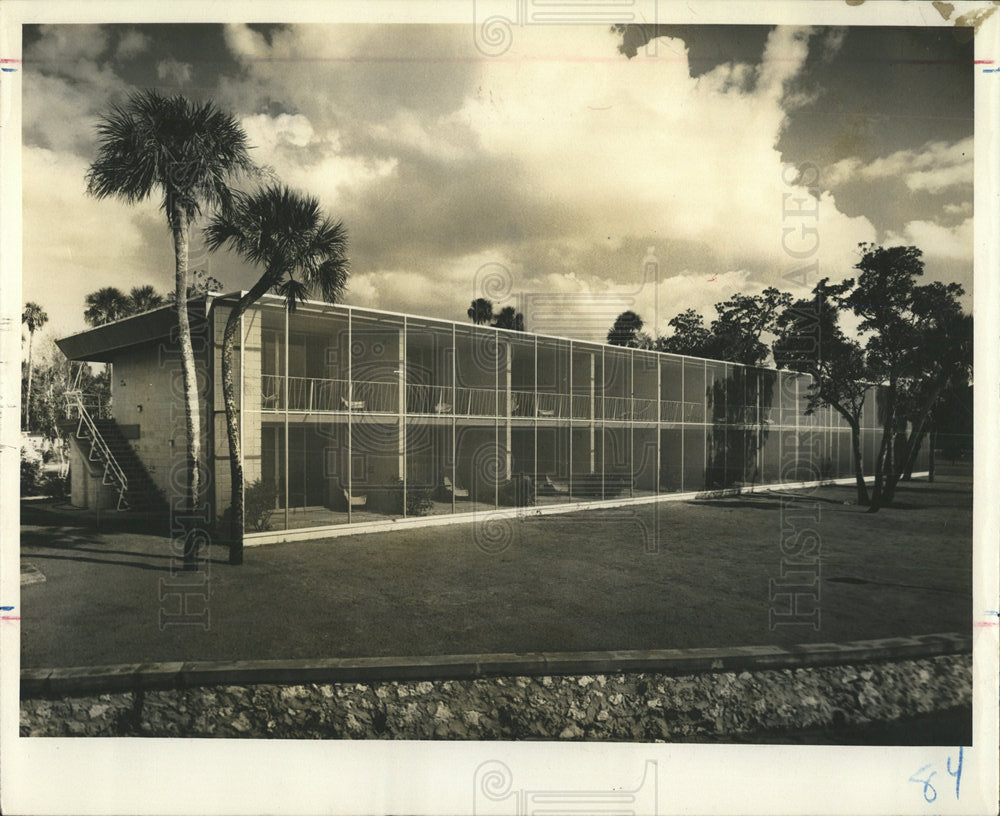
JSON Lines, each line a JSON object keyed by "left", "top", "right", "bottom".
{"left": 127, "top": 285, "right": 165, "bottom": 314}
{"left": 87, "top": 90, "right": 254, "bottom": 569}
{"left": 467, "top": 297, "right": 494, "bottom": 325}
{"left": 22, "top": 302, "right": 48, "bottom": 431}
{"left": 607, "top": 310, "right": 644, "bottom": 347}
{"left": 205, "top": 184, "right": 349, "bottom": 564}
{"left": 84, "top": 286, "right": 131, "bottom": 327}
{"left": 493, "top": 305, "right": 525, "bottom": 331}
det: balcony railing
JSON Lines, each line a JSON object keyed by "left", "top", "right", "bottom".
{"left": 407, "top": 384, "right": 499, "bottom": 416}
{"left": 603, "top": 395, "right": 630, "bottom": 421}
{"left": 511, "top": 390, "right": 535, "bottom": 418}
{"left": 571, "top": 394, "right": 593, "bottom": 420}
{"left": 262, "top": 374, "right": 397, "bottom": 414}
{"left": 257, "top": 375, "right": 782, "bottom": 426}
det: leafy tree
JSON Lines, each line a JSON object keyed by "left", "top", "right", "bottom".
{"left": 773, "top": 279, "right": 871, "bottom": 504}
{"left": 607, "top": 310, "right": 644, "bottom": 347}
{"left": 840, "top": 244, "right": 967, "bottom": 510}
{"left": 21, "top": 302, "right": 48, "bottom": 431}
{"left": 492, "top": 305, "right": 525, "bottom": 332}
{"left": 205, "top": 183, "right": 349, "bottom": 564}
{"left": 708, "top": 287, "right": 792, "bottom": 367}
{"left": 659, "top": 289, "right": 791, "bottom": 365}
{"left": 658, "top": 308, "right": 713, "bottom": 357}
{"left": 84, "top": 286, "right": 131, "bottom": 327}
{"left": 127, "top": 285, "right": 165, "bottom": 314}
{"left": 166, "top": 268, "right": 226, "bottom": 303}
{"left": 895, "top": 308, "right": 972, "bottom": 483}
{"left": 87, "top": 90, "right": 254, "bottom": 569}
{"left": 467, "top": 297, "right": 494, "bottom": 325}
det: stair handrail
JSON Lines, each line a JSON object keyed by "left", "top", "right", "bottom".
{"left": 64, "top": 390, "right": 129, "bottom": 506}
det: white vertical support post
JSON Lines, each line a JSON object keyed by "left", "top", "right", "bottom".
{"left": 568, "top": 340, "right": 573, "bottom": 500}
{"left": 346, "top": 308, "right": 352, "bottom": 524}
{"left": 794, "top": 372, "right": 800, "bottom": 481}
{"left": 589, "top": 352, "right": 595, "bottom": 473}
{"left": 757, "top": 368, "right": 763, "bottom": 485}
{"left": 656, "top": 356, "right": 661, "bottom": 495}
{"left": 533, "top": 334, "right": 538, "bottom": 506}
{"left": 505, "top": 339, "right": 512, "bottom": 481}
{"left": 702, "top": 360, "right": 708, "bottom": 489}
{"left": 400, "top": 318, "right": 406, "bottom": 514}
{"left": 283, "top": 302, "right": 290, "bottom": 530}
{"left": 680, "top": 355, "right": 685, "bottom": 493}
{"left": 494, "top": 330, "right": 500, "bottom": 509}
{"left": 629, "top": 348, "right": 634, "bottom": 498}
{"left": 601, "top": 347, "right": 605, "bottom": 500}
{"left": 452, "top": 323, "right": 457, "bottom": 515}
{"left": 239, "top": 308, "right": 245, "bottom": 529}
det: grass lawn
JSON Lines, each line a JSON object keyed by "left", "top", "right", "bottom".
{"left": 20, "top": 467, "right": 971, "bottom": 668}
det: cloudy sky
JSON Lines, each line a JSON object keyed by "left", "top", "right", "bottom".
{"left": 21, "top": 22, "right": 973, "bottom": 343}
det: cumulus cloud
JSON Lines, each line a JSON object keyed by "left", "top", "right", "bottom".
{"left": 825, "top": 137, "right": 973, "bottom": 194}
{"left": 22, "top": 147, "right": 173, "bottom": 335}
{"left": 116, "top": 28, "right": 150, "bottom": 60}
{"left": 886, "top": 216, "right": 973, "bottom": 263}
{"left": 156, "top": 57, "right": 193, "bottom": 86}
{"left": 21, "top": 23, "right": 971, "bottom": 341}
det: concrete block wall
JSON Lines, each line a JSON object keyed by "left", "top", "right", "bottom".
{"left": 111, "top": 336, "right": 211, "bottom": 510}
{"left": 68, "top": 437, "right": 118, "bottom": 510}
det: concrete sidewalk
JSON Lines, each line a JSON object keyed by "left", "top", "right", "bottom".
{"left": 19, "top": 475, "right": 972, "bottom": 669}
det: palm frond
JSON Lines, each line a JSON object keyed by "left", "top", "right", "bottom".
{"left": 86, "top": 89, "right": 255, "bottom": 220}
{"left": 203, "top": 183, "right": 350, "bottom": 307}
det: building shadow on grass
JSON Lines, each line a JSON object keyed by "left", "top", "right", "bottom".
{"left": 20, "top": 528, "right": 229, "bottom": 572}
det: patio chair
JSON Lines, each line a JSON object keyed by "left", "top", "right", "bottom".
{"left": 261, "top": 383, "right": 280, "bottom": 411}
{"left": 442, "top": 475, "right": 469, "bottom": 499}
{"left": 341, "top": 397, "right": 365, "bottom": 411}
{"left": 434, "top": 389, "right": 452, "bottom": 414}
{"left": 545, "top": 474, "right": 570, "bottom": 495}
{"left": 343, "top": 488, "right": 367, "bottom": 508}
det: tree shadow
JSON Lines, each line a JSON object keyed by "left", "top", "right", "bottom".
{"left": 20, "top": 528, "right": 229, "bottom": 571}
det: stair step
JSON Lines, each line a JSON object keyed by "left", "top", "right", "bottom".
{"left": 70, "top": 411, "right": 169, "bottom": 514}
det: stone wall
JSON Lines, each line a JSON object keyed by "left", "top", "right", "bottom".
{"left": 20, "top": 655, "right": 970, "bottom": 740}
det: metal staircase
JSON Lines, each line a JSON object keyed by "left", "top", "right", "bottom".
{"left": 64, "top": 390, "right": 130, "bottom": 510}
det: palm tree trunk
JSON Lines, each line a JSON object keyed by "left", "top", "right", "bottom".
{"left": 222, "top": 278, "right": 274, "bottom": 565}
{"left": 25, "top": 330, "right": 34, "bottom": 431}
{"left": 172, "top": 210, "right": 201, "bottom": 571}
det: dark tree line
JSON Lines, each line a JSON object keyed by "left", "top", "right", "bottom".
{"left": 467, "top": 297, "right": 525, "bottom": 331}
{"left": 607, "top": 243, "right": 971, "bottom": 511}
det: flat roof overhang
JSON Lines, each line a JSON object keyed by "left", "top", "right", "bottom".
{"left": 56, "top": 298, "right": 209, "bottom": 363}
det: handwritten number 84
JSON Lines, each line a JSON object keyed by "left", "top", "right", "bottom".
{"left": 910, "top": 747, "right": 963, "bottom": 803}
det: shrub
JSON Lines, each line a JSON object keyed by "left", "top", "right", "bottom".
{"left": 245, "top": 479, "right": 278, "bottom": 532}
{"left": 406, "top": 486, "right": 433, "bottom": 516}
{"left": 40, "top": 471, "right": 69, "bottom": 500}
{"left": 380, "top": 476, "right": 433, "bottom": 516}
{"left": 20, "top": 453, "right": 43, "bottom": 496}
{"left": 498, "top": 473, "right": 535, "bottom": 507}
